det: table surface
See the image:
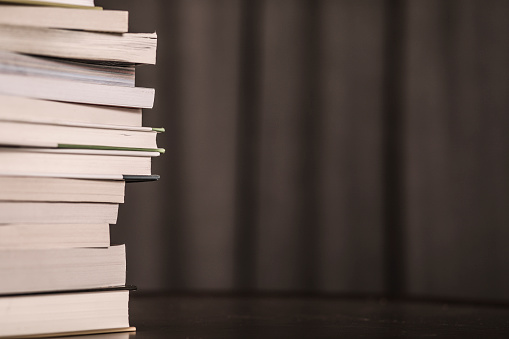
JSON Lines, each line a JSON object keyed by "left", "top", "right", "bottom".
{"left": 71, "top": 293, "right": 509, "bottom": 338}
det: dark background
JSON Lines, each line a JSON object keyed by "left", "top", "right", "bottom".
{"left": 98, "top": 0, "right": 509, "bottom": 301}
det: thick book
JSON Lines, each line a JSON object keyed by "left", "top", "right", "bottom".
{"left": 0, "top": 223, "right": 110, "bottom": 249}
{"left": 0, "top": 148, "right": 157, "bottom": 177}
{"left": 0, "top": 6, "right": 128, "bottom": 33}
{"left": 0, "top": 202, "right": 118, "bottom": 224}
{"left": 0, "top": 289, "right": 133, "bottom": 338}
{"left": 0, "top": 51, "right": 135, "bottom": 87}
{"left": 0, "top": 120, "right": 162, "bottom": 151}
{"left": 0, "top": 95, "right": 142, "bottom": 127}
{"left": 0, "top": 245, "right": 125, "bottom": 294}
{"left": 0, "top": 25, "right": 157, "bottom": 64}
{"left": 0, "top": 176, "right": 125, "bottom": 203}
{"left": 0, "top": 74, "right": 154, "bottom": 108}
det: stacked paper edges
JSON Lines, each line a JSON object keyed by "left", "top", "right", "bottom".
{"left": 0, "top": 0, "right": 160, "bottom": 337}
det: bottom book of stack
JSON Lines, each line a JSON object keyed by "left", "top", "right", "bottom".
{"left": 0, "top": 287, "right": 135, "bottom": 338}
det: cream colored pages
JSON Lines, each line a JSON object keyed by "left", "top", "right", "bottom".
{"left": 0, "top": 25, "right": 157, "bottom": 64}
{"left": 0, "top": 6, "right": 127, "bottom": 32}
{"left": 1, "top": 327, "right": 136, "bottom": 339}
{"left": 0, "top": 0, "right": 97, "bottom": 9}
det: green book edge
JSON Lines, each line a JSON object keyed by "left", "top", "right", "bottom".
{"left": 0, "top": 0, "right": 103, "bottom": 9}
{"left": 58, "top": 144, "right": 166, "bottom": 153}
{"left": 152, "top": 127, "right": 165, "bottom": 133}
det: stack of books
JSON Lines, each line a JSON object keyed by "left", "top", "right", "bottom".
{"left": 0, "top": 0, "right": 161, "bottom": 337}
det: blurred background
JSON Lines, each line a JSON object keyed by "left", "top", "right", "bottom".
{"left": 98, "top": 0, "right": 509, "bottom": 301}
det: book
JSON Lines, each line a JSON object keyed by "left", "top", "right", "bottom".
{"left": 18, "top": 329, "right": 136, "bottom": 339}
{"left": 0, "top": 148, "right": 156, "bottom": 177}
{"left": 0, "top": 6, "right": 128, "bottom": 33}
{"left": 0, "top": 176, "right": 125, "bottom": 203}
{"left": 0, "top": 245, "right": 125, "bottom": 294}
{"left": 0, "top": 51, "right": 135, "bottom": 87}
{"left": 0, "top": 74, "right": 154, "bottom": 108}
{"left": 0, "top": 120, "right": 162, "bottom": 151}
{"left": 0, "top": 25, "right": 157, "bottom": 64}
{"left": 0, "top": 223, "right": 110, "bottom": 249}
{"left": 0, "top": 202, "right": 118, "bottom": 224}
{"left": 0, "top": 0, "right": 95, "bottom": 8}
{"left": 0, "top": 289, "right": 132, "bottom": 338}
{"left": 0, "top": 95, "right": 142, "bottom": 127}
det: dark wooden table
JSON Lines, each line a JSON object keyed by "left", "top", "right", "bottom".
{"left": 75, "top": 294, "right": 509, "bottom": 338}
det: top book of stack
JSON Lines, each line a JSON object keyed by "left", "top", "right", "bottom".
{"left": 0, "top": 0, "right": 96, "bottom": 8}
{"left": 0, "top": 0, "right": 157, "bottom": 64}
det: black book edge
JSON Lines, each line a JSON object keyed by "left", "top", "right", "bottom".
{"left": 123, "top": 174, "right": 160, "bottom": 182}
{"left": 0, "top": 285, "right": 137, "bottom": 298}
